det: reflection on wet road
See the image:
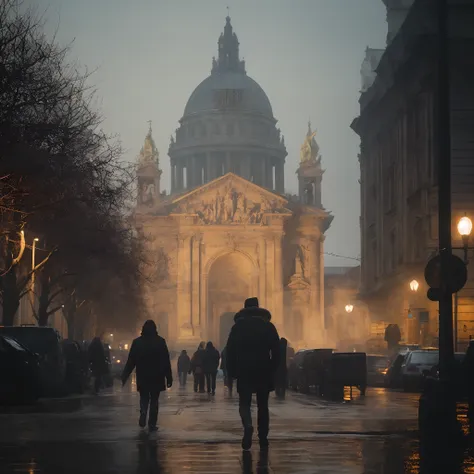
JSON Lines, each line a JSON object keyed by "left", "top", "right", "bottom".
{"left": 0, "top": 384, "right": 472, "bottom": 473}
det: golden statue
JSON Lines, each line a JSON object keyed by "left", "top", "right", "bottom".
{"left": 300, "top": 122, "right": 320, "bottom": 163}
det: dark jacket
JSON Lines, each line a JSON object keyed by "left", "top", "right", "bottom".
{"left": 177, "top": 352, "right": 191, "bottom": 373}
{"left": 226, "top": 306, "right": 280, "bottom": 393}
{"left": 122, "top": 334, "right": 172, "bottom": 393}
{"left": 88, "top": 337, "right": 107, "bottom": 376}
{"left": 191, "top": 348, "right": 205, "bottom": 375}
{"left": 203, "top": 344, "right": 220, "bottom": 374}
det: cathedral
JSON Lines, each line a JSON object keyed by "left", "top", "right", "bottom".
{"left": 134, "top": 17, "right": 333, "bottom": 350}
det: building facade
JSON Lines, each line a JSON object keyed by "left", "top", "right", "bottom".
{"left": 352, "top": 0, "right": 474, "bottom": 349}
{"left": 134, "top": 17, "right": 333, "bottom": 350}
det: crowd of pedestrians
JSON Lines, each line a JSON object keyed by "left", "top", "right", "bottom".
{"left": 119, "top": 296, "right": 289, "bottom": 451}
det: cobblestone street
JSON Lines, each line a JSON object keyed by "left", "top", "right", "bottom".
{"left": 0, "top": 384, "right": 425, "bottom": 473}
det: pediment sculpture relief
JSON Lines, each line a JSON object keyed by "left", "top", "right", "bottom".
{"left": 195, "top": 188, "right": 279, "bottom": 225}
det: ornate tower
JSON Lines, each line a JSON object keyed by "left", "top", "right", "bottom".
{"left": 296, "top": 122, "right": 324, "bottom": 207}
{"left": 137, "top": 124, "right": 162, "bottom": 209}
{"left": 213, "top": 16, "right": 246, "bottom": 74}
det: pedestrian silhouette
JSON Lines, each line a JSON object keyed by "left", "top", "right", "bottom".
{"left": 227, "top": 297, "right": 280, "bottom": 450}
{"left": 274, "top": 338, "right": 288, "bottom": 399}
{"left": 221, "top": 345, "right": 233, "bottom": 394}
{"left": 177, "top": 350, "right": 191, "bottom": 388}
{"left": 203, "top": 341, "right": 220, "bottom": 395}
{"left": 191, "top": 342, "right": 206, "bottom": 393}
{"left": 122, "top": 320, "right": 172, "bottom": 432}
{"left": 88, "top": 333, "right": 107, "bottom": 395}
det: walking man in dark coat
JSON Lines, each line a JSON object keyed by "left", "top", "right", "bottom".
{"left": 122, "top": 320, "right": 172, "bottom": 432}
{"left": 177, "top": 350, "right": 191, "bottom": 387}
{"left": 191, "top": 342, "right": 206, "bottom": 393}
{"left": 88, "top": 334, "right": 107, "bottom": 394}
{"left": 203, "top": 341, "right": 220, "bottom": 395}
{"left": 226, "top": 297, "right": 281, "bottom": 450}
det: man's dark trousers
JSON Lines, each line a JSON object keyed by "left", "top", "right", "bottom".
{"left": 238, "top": 389, "right": 270, "bottom": 440}
{"left": 140, "top": 390, "right": 160, "bottom": 427}
{"left": 205, "top": 371, "right": 217, "bottom": 393}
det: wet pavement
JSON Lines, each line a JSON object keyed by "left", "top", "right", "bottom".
{"left": 0, "top": 383, "right": 462, "bottom": 473}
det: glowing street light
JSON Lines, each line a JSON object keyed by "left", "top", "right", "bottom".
{"left": 457, "top": 216, "right": 473, "bottom": 238}
{"left": 409, "top": 279, "right": 419, "bottom": 292}
{"left": 345, "top": 304, "right": 354, "bottom": 313}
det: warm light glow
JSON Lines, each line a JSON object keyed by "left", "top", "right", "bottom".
{"left": 410, "top": 279, "right": 420, "bottom": 292}
{"left": 124, "top": 344, "right": 129, "bottom": 350}
{"left": 110, "top": 333, "right": 114, "bottom": 337}
{"left": 34, "top": 237, "right": 39, "bottom": 242}
{"left": 457, "top": 216, "right": 473, "bottom": 237}
{"left": 345, "top": 304, "right": 354, "bottom": 313}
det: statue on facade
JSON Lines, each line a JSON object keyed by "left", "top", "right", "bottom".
{"left": 224, "top": 189, "right": 234, "bottom": 222}
{"left": 300, "top": 122, "right": 320, "bottom": 163}
{"left": 295, "top": 246, "right": 305, "bottom": 278}
{"left": 142, "top": 182, "right": 156, "bottom": 205}
{"left": 233, "top": 193, "right": 246, "bottom": 223}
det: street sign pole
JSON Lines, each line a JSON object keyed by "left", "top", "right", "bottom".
{"left": 437, "top": 0, "right": 454, "bottom": 384}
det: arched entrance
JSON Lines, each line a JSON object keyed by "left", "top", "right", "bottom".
{"left": 207, "top": 252, "right": 255, "bottom": 348}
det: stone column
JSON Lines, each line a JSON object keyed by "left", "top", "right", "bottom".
{"left": 226, "top": 152, "right": 231, "bottom": 174}
{"left": 176, "top": 235, "right": 193, "bottom": 339}
{"left": 276, "top": 161, "right": 285, "bottom": 193}
{"left": 205, "top": 153, "right": 211, "bottom": 183}
{"left": 177, "top": 162, "right": 184, "bottom": 191}
{"left": 273, "top": 234, "right": 284, "bottom": 331}
{"left": 259, "top": 237, "right": 267, "bottom": 308}
{"left": 242, "top": 155, "right": 251, "bottom": 180}
{"left": 308, "top": 238, "right": 321, "bottom": 343}
{"left": 191, "top": 235, "right": 201, "bottom": 337}
{"left": 319, "top": 236, "right": 325, "bottom": 330}
{"left": 266, "top": 237, "right": 275, "bottom": 314}
{"left": 260, "top": 156, "right": 266, "bottom": 187}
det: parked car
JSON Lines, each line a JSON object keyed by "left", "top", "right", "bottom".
{"left": 401, "top": 350, "right": 439, "bottom": 391}
{"left": 62, "top": 339, "right": 90, "bottom": 394}
{"left": 0, "top": 334, "right": 41, "bottom": 403}
{"left": 366, "top": 354, "right": 391, "bottom": 386}
{"left": 288, "top": 350, "right": 310, "bottom": 391}
{"left": 0, "top": 327, "right": 66, "bottom": 396}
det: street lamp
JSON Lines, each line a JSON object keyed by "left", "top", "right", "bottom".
{"left": 409, "top": 279, "right": 420, "bottom": 292}
{"left": 30, "top": 237, "right": 39, "bottom": 324}
{"left": 457, "top": 215, "right": 472, "bottom": 263}
{"left": 345, "top": 304, "right": 354, "bottom": 314}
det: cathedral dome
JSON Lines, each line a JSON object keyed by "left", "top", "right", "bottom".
{"left": 183, "top": 71, "right": 273, "bottom": 118}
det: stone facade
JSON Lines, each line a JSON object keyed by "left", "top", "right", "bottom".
{"left": 134, "top": 17, "right": 332, "bottom": 350}
{"left": 351, "top": 0, "right": 474, "bottom": 349}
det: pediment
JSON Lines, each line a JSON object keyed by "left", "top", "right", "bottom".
{"left": 169, "top": 173, "right": 291, "bottom": 225}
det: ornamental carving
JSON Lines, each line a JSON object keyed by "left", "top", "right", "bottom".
{"left": 195, "top": 187, "right": 278, "bottom": 225}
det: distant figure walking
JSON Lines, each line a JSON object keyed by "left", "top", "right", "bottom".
{"left": 88, "top": 334, "right": 107, "bottom": 394}
{"left": 191, "top": 342, "right": 206, "bottom": 393}
{"left": 274, "top": 338, "right": 288, "bottom": 399}
{"left": 121, "top": 320, "right": 172, "bottom": 432}
{"left": 227, "top": 297, "right": 280, "bottom": 451}
{"left": 221, "top": 346, "right": 233, "bottom": 394}
{"left": 177, "top": 350, "right": 191, "bottom": 388}
{"left": 203, "top": 341, "right": 220, "bottom": 395}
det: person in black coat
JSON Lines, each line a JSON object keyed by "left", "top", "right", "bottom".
{"left": 274, "top": 338, "right": 288, "bottom": 399}
{"left": 177, "top": 350, "right": 191, "bottom": 387}
{"left": 191, "top": 342, "right": 206, "bottom": 393}
{"left": 226, "top": 297, "right": 281, "bottom": 451}
{"left": 88, "top": 334, "right": 107, "bottom": 394}
{"left": 203, "top": 341, "right": 220, "bottom": 395}
{"left": 122, "top": 320, "right": 172, "bottom": 432}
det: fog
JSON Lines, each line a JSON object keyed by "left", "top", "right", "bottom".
{"left": 34, "top": 0, "right": 386, "bottom": 266}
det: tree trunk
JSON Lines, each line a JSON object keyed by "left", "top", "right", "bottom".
{"left": 37, "top": 276, "right": 51, "bottom": 327}
{"left": 1, "top": 266, "right": 20, "bottom": 326}
{"left": 66, "top": 309, "right": 76, "bottom": 340}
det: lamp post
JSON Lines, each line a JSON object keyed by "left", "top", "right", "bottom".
{"left": 410, "top": 279, "right": 420, "bottom": 293}
{"left": 29, "top": 237, "right": 39, "bottom": 324}
{"left": 345, "top": 304, "right": 354, "bottom": 314}
{"left": 454, "top": 216, "right": 472, "bottom": 351}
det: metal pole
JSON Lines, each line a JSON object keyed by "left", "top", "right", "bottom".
{"left": 437, "top": 0, "right": 454, "bottom": 381}
{"left": 29, "top": 239, "right": 36, "bottom": 323}
{"left": 454, "top": 291, "right": 458, "bottom": 352}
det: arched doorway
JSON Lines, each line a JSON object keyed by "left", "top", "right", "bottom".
{"left": 219, "top": 312, "right": 235, "bottom": 349}
{"left": 208, "top": 252, "right": 255, "bottom": 348}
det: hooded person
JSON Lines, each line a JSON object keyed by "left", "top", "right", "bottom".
{"left": 191, "top": 341, "right": 206, "bottom": 393}
{"left": 122, "top": 320, "right": 172, "bottom": 432}
{"left": 226, "top": 297, "right": 280, "bottom": 451}
{"left": 177, "top": 350, "right": 191, "bottom": 387}
{"left": 203, "top": 341, "right": 220, "bottom": 395}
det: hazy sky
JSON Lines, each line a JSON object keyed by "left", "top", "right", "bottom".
{"left": 34, "top": 0, "right": 387, "bottom": 266}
